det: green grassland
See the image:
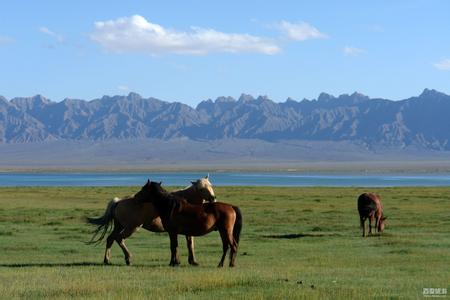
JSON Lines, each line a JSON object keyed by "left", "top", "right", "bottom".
{"left": 0, "top": 186, "right": 449, "bottom": 299}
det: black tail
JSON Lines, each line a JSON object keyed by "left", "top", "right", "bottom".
{"left": 232, "top": 205, "right": 242, "bottom": 245}
{"left": 86, "top": 198, "right": 120, "bottom": 245}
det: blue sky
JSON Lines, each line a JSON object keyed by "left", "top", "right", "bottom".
{"left": 1, "top": 1, "right": 449, "bottom": 106}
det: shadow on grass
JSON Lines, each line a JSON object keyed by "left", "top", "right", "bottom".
{"left": 262, "top": 232, "right": 340, "bottom": 239}
{"left": 0, "top": 262, "right": 106, "bottom": 268}
{"left": 0, "top": 262, "right": 177, "bottom": 268}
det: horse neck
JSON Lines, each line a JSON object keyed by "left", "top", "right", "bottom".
{"left": 151, "top": 192, "right": 173, "bottom": 215}
{"left": 172, "top": 186, "right": 203, "bottom": 204}
{"left": 375, "top": 199, "right": 383, "bottom": 215}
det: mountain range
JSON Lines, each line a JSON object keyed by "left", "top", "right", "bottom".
{"left": 1, "top": 89, "right": 450, "bottom": 150}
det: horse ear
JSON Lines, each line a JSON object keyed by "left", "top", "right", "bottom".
{"left": 147, "top": 179, "right": 150, "bottom": 185}
{"left": 191, "top": 181, "right": 196, "bottom": 185}
{"left": 205, "top": 174, "right": 209, "bottom": 179}
{"left": 158, "top": 181, "right": 162, "bottom": 186}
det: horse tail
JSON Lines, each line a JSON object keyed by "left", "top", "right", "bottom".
{"left": 232, "top": 205, "right": 242, "bottom": 245}
{"left": 86, "top": 197, "right": 120, "bottom": 245}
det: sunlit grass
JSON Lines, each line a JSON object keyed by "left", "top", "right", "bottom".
{"left": 0, "top": 186, "right": 449, "bottom": 299}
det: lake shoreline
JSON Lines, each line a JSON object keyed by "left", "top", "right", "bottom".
{"left": 2, "top": 171, "right": 450, "bottom": 187}
{"left": 2, "top": 160, "right": 450, "bottom": 174}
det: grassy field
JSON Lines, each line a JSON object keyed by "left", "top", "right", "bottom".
{"left": 0, "top": 186, "right": 449, "bottom": 299}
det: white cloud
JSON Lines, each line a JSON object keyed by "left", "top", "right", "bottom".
{"left": 369, "top": 25, "right": 384, "bottom": 33}
{"left": 118, "top": 85, "right": 129, "bottom": 92}
{"left": 433, "top": 59, "right": 450, "bottom": 71}
{"left": 275, "top": 21, "right": 328, "bottom": 41}
{"left": 0, "top": 35, "right": 14, "bottom": 45}
{"left": 343, "top": 46, "right": 365, "bottom": 56}
{"left": 90, "top": 15, "right": 280, "bottom": 55}
{"left": 39, "top": 27, "right": 64, "bottom": 43}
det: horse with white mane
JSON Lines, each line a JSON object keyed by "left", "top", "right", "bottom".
{"left": 87, "top": 175, "right": 216, "bottom": 265}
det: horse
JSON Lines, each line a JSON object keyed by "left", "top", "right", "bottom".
{"left": 357, "top": 192, "right": 387, "bottom": 237}
{"left": 143, "top": 181, "right": 242, "bottom": 267}
{"left": 87, "top": 175, "right": 216, "bottom": 266}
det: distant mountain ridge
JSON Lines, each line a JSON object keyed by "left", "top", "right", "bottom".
{"left": 1, "top": 89, "right": 450, "bottom": 150}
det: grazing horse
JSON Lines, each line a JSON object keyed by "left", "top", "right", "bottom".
{"left": 87, "top": 176, "right": 216, "bottom": 265}
{"left": 357, "top": 193, "right": 387, "bottom": 237}
{"left": 143, "top": 181, "right": 242, "bottom": 267}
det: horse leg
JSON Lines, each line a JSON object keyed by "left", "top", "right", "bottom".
{"left": 186, "top": 235, "right": 199, "bottom": 266}
{"left": 104, "top": 233, "right": 115, "bottom": 264}
{"left": 375, "top": 217, "right": 379, "bottom": 233}
{"left": 169, "top": 232, "right": 180, "bottom": 267}
{"left": 116, "top": 226, "right": 136, "bottom": 266}
{"left": 104, "top": 223, "right": 122, "bottom": 264}
{"left": 227, "top": 229, "right": 238, "bottom": 267}
{"left": 360, "top": 216, "right": 366, "bottom": 237}
{"left": 217, "top": 229, "right": 229, "bottom": 268}
{"left": 368, "top": 216, "right": 374, "bottom": 235}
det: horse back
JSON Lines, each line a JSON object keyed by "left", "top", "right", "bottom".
{"left": 203, "top": 202, "right": 236, "bottom": 216}
{"left": 177, "top": 201, "right": 231, "bottom": 219}
{"left": 358, "top": 193, "right": 382, "bottom": 217}
{"left": 168, "top": 201, "right": 236, "bottom": 236}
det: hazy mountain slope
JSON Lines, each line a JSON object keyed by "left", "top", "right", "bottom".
{"left": 0, "top": 89, "right": 449, "bottom": 150}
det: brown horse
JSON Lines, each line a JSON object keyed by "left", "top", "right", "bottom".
{"left": 143, "top": 181, "right": 242, "bottom": 267}
{"left": 87, "top": 176, "right": 216, "bottom": 265}
{"left": 357, "top": 192, "right": 387, "bottom": 237}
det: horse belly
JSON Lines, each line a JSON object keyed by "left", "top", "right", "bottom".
{"left": 143, "top": 217, "right": 165, "bottom": 232}
{"left": 177, "top": 215, "right": 215, "bottom": 236}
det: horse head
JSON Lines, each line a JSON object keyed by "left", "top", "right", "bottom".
{"left": 191, "top": 175, "right": 216, "bottom": 203}
{"left": 147, "top": 180, "right": 164, "bottom": 192}
{"left": 378, "top": 216, "right": 387, "bottom": 232}
{"left": 135, "top": 180, "right": 163, "bottom": 200}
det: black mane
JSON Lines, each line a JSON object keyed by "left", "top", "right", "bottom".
{"left": 147, "top": 181, "right": 186, "bottom": 220}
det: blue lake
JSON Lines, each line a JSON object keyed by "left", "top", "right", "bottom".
{"left": 1, "top": 172, "right": 450, "bottom": 187}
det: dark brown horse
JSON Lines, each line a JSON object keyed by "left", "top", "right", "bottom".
{"left": 87, "top": 176, "right": 216, "bottom": 265}
{"left": 357, "top": 192, "right": 387, "bottom": 237}
{"left": 143, "top": 181, "right": 242, "bottom": 267}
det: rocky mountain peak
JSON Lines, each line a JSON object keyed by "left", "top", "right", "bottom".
{"left": 1, "top": 90, "right": 450, "bottom": 150}
{"left": 238, "top": 93, "right": 254, "bottom": 102}
{"left": 127, "top": 92, "right": 142, "bottom": 101}
{"left": 317, "top": 92, "right": 335, "bottom": 102}
{"left": 215, "top": 96, "right": 235, "bottom": 103}
{"left": 419, "top": 88, "right": 447, "bottom": 99}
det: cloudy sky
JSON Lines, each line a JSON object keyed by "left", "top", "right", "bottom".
{"left": 1, "top": 1, "right": 449, "bottom": 105}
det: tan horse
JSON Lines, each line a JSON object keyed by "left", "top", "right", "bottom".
{"left": 357, "top": 192, "right": 387, "bottom": 237}
{"left": 87, "top": 176, "right": 216, "bottom": 265}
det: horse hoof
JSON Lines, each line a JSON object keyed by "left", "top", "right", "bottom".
{"left": 169, "top": 261, "right": 180, "bottom": 267}
{"left": 189, "top": 261, "right": 199, "bottom": 266}
{"left": 125, "top": 260, "right": 131, "bottom": 266}
{"left": 103, "top": 260, "right": 111, "bottom": 265}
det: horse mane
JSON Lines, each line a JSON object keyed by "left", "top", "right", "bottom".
{"left": 149, "top": 182, "right": 186, "bottom": 218}
{"left": 172, "top": 184, "right": 202, "bottom": 204}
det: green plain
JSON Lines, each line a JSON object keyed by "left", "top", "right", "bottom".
{"left": 0, "top": 186, "right": 449, "bottom": 299}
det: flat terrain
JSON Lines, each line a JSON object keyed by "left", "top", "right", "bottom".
{"left": 0, "top": 186, "right": 449, "bottom": 299}
{"left": 3, "top": 139, "right": 450, "bottom": 173}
